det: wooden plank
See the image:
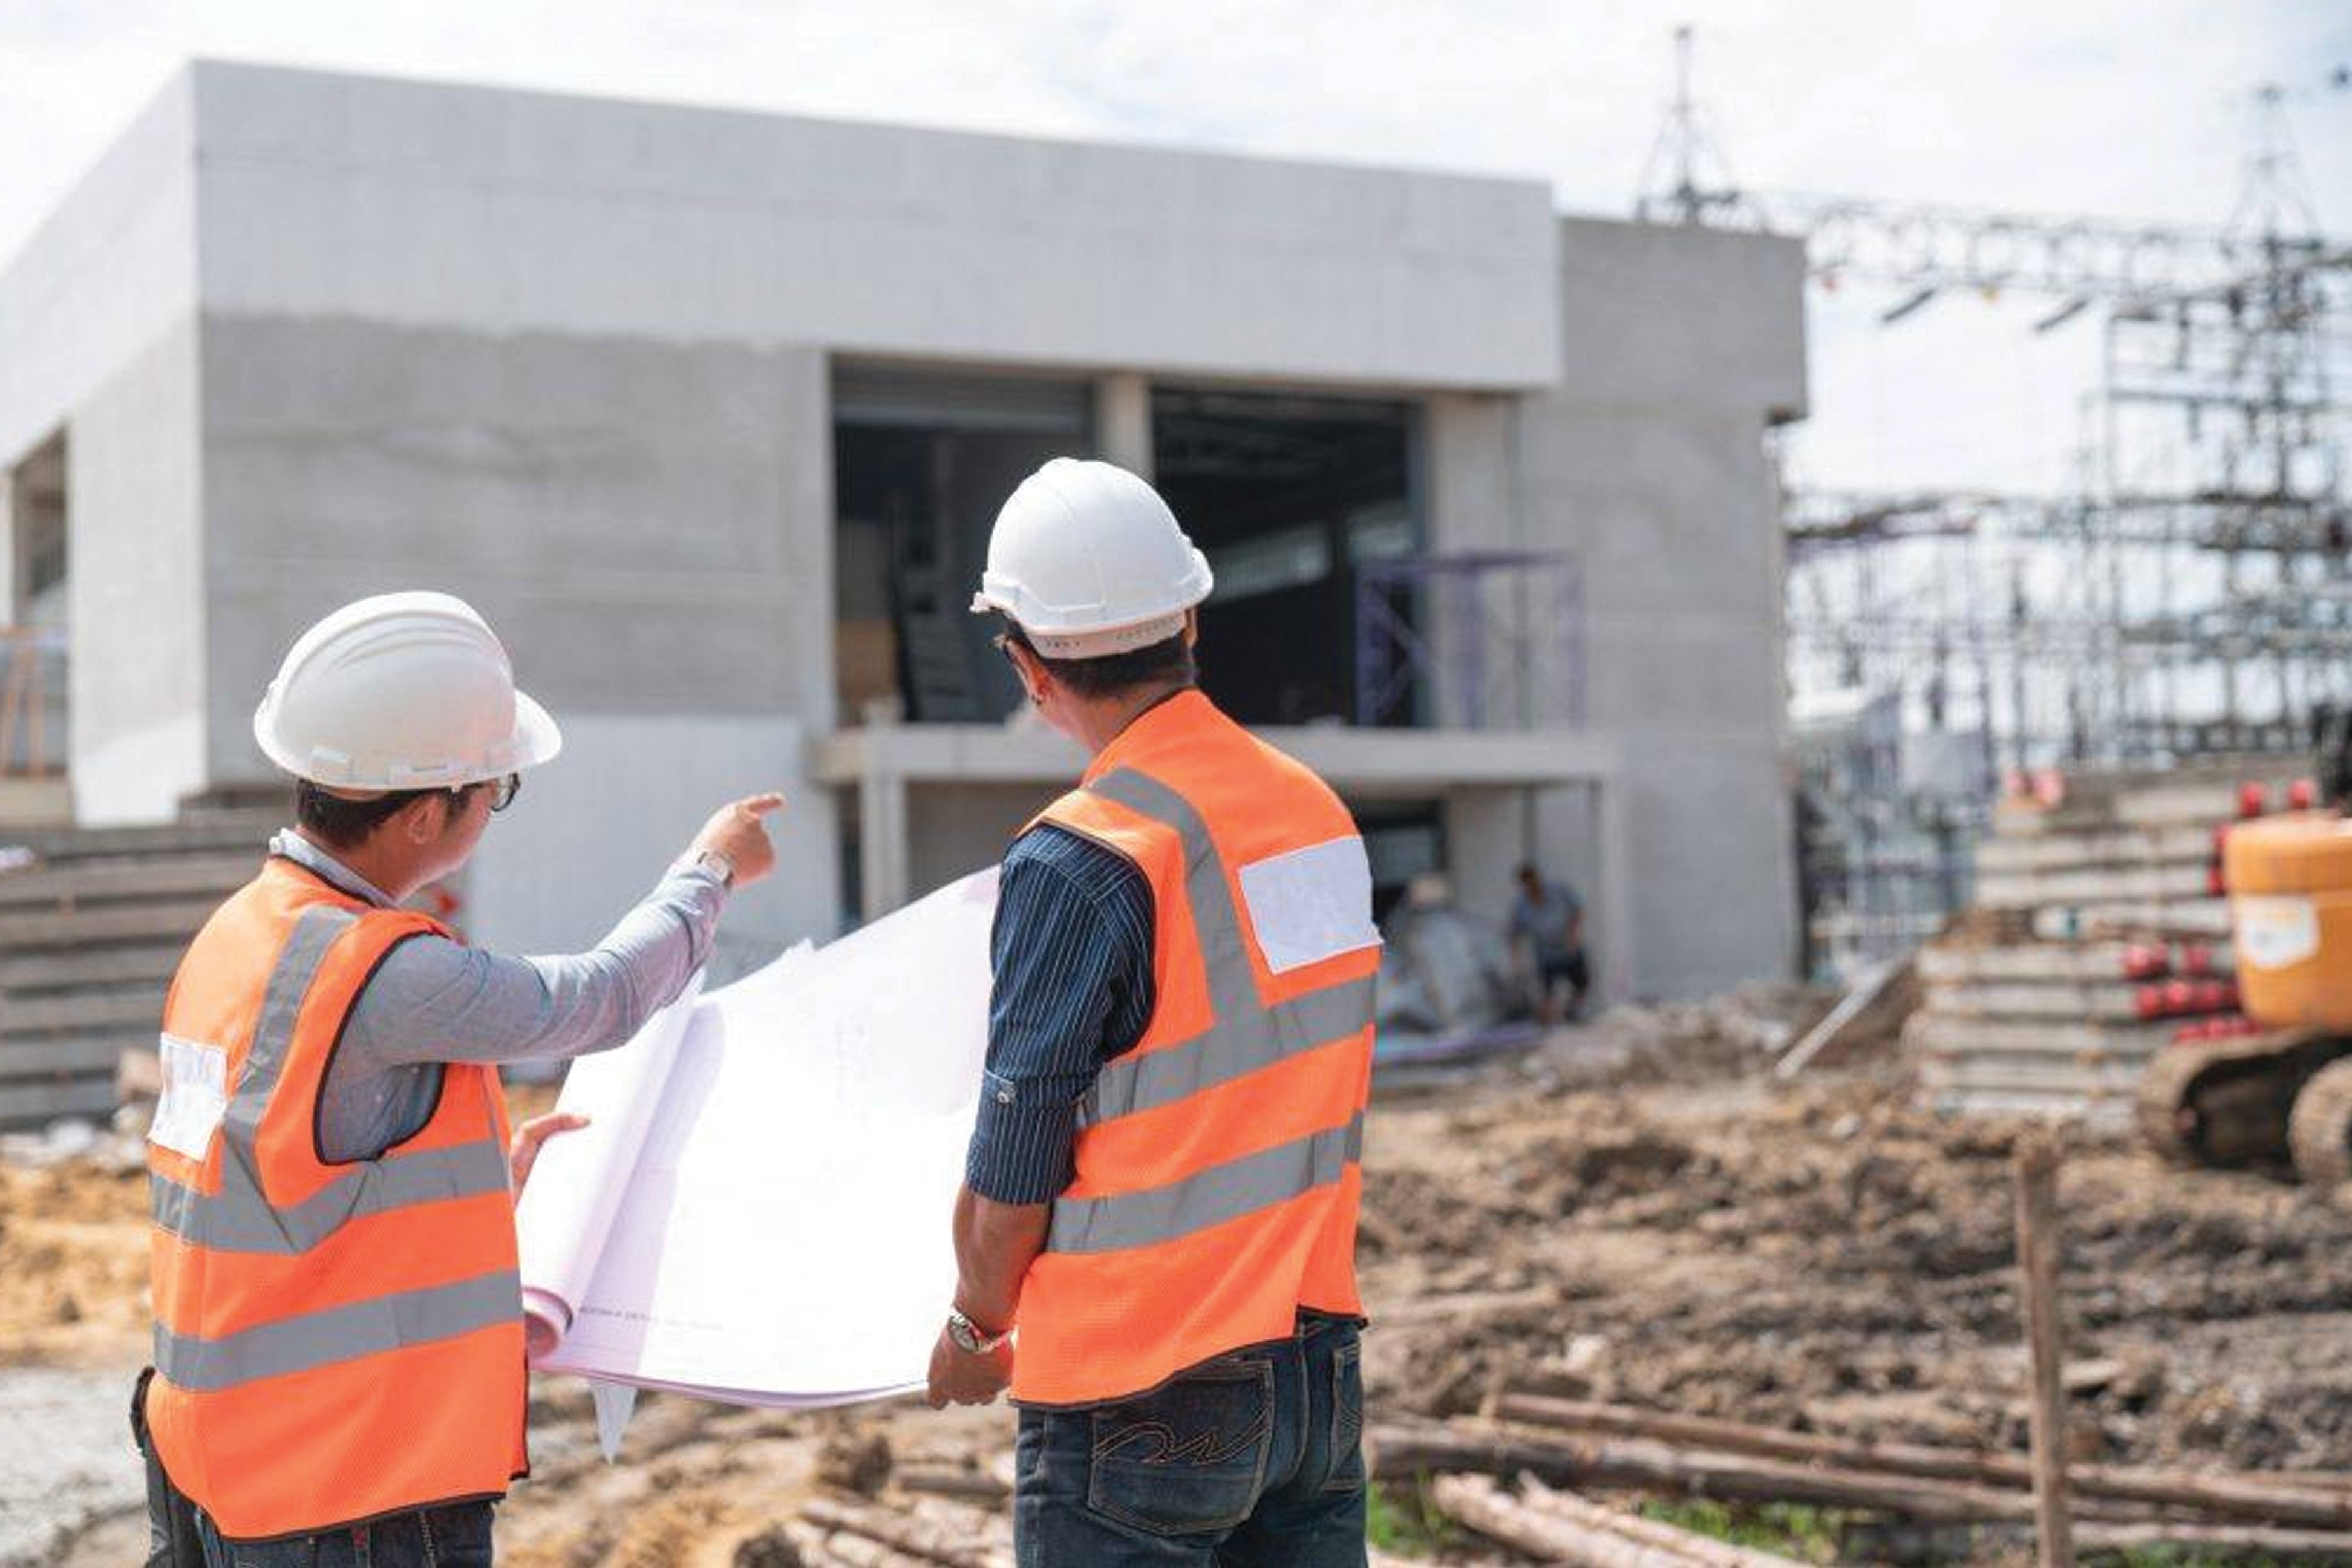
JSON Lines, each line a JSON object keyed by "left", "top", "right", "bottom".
{"left": 1975, "top": 826, "right": 2216, "bottom": 875}
{"left": 0, "top": 852, "right": 253, "bottom": 909}
{"left": 1923, "top": 981, "right": 2148, "bottom": 1023}
{"left": 1906, "top": 1016, "right": 2174, "bottom": 1062}
{"left": 1918, "top": 1057, "right": 2149, "bottom": 1096}
{"left": 1918, "top": 942, "right": 2230, "bottom": 984}
{"left": 1978, "top": 864, "right": 2214, "bottom": 910}
{"left": 0, "top": 897, "right": 223, "bottom": 949}
{"left": 0, "top": 1074, "right": 116, "bottom": 1128}
{"left": 0, "top": 942, "right": 185, "bottom": 991}
{"left": 1929, "top": 1088, "right": 2138, "bottom": 1128}
{"left": 2031, "top": 900, "right": 2233, "bottom": 941}
{"left": 2015, "top": 1137, "right": 2076, "bottom": 1568}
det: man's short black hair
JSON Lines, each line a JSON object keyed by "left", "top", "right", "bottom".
{"left": 1003, "top": 621, "right": 1195, "bottom": 702}
{"left": 293, "top": 780, "right": 461, "bottom": 851}
{"left": 1517, "top": 862, "right": 1542, "bottom": 883}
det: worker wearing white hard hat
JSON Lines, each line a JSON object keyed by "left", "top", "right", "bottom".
{"left": 935, "top": 459, "right": 1383, "bottom": 1565}
{"left": 138, "top": 590, "right": 785, "bottom": 1564}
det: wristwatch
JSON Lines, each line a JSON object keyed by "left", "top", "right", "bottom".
{"left": 946, "top": 1308, "right": 1012, "bottom": 1355}
{"left": 675, "top": 848, "right": 736, "bottom": 888}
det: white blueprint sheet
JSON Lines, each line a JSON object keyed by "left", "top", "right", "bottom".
{"left": 517, "top": 869, "right": 998, "bottom": 1408}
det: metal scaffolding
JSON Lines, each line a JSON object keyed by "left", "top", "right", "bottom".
{"left": 1641, "top": 33, "right": 2352, "bottom": 978}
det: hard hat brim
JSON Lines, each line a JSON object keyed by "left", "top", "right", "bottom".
{"left": 253, "top": 685, "right": 564, "bottom": 791}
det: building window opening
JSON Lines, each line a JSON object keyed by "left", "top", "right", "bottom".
{"left": 1151, "top": 388, "right": 1419, "bottom": 727}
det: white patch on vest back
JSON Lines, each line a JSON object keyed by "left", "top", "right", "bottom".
{"left": 1238, "top": 835, "right": 1383, "bottom": 975}
{"left": 150, "top": 1033, "right": 229, "bottom": 1160}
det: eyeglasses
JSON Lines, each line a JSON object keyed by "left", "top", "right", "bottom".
{"left": 466, "top": 774, "right": 521, "bottom": 814}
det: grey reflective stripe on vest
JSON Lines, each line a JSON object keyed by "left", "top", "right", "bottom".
{"left": 1048, "top": 1112, "right": 1364, "bottom": 1255}
{"left": 152, "top": 1269, "right": 521, "bottom": 1393}
{"left": 1085, "top": 975, "right": 1377, "bottom": 1125}
{"left": 1051, "top": 766, "right": 1374, "bottom": 1254}
{"left": 151, "top": 1138, "right": 512, "bottom": 1254}
{"left": 153, "top": 904, "right": 506, "bottom": 1258}
{"left": 210, "top": 905, "right": 359, "bottom": 1222}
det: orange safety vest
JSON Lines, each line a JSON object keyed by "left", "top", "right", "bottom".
{"left": 145, "top": 857, "right": 527, "bottom": 1541}
{"left": 1011, "top": 690, "right": 1381, "bottom": 1406}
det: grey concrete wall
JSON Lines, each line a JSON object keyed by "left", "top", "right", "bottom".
{"left": 1537, "top": 220, "right": 1804, "bottom": 996}
{"left": 183, "top": 61, "right": 1559, "bottom": 391}
{"left": 197, "top": 315, "right": 842, "bottom": 936}
{"left": 904, "top": 781, "right": 1061, "bottom": 896}
{"left": 462, "top": 713, "right": 835, "bottom": 965}
{"left": 68, "top": 319, "right": 207, "bottom": 823}
{"left": 198, "top": 316, "right": 835, "bottom": 775}
{"left": 1431, "top": 221, "right": 1806, "bottom": 999}
{"left": 0, "top": 74, "right": 197, "bottom": 471}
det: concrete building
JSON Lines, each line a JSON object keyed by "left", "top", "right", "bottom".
{"left": 0, "top": 61, "right": 1806, "bottom": 1000}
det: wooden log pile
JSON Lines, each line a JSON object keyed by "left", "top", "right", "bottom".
{"left": 1372, "top": 1393, "right": 2352, "bottom": 1563}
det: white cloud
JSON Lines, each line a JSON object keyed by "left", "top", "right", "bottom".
{"left": 0, "top": 0, "right": 2345, "bottom": 492}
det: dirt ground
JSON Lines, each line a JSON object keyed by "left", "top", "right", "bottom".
{"left": 8, "top": 1001, "right": 2352, "bottom": 1566}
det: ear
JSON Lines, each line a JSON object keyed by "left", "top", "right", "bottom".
{"left": 397, "top": 792, "right": 449, "bottom": 846}
{"left": 1181, "top": 609, "right": 1200, "bottom": 649}
{"left": 1006, "top": 641, "right": 1050, "bottom": 705}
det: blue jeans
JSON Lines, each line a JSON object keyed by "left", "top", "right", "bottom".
{"left": 1014, "top": 1316, "right": 1367, "bottom": 1567}
{"left": 192, "top": 1502, "right": 495, "bottom": 1567}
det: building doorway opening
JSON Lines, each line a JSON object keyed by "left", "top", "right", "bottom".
{"left": 1151, "top": 388, "right": 1419, "bottom": 727}
{"left": 833, "top": 368, "right": 1093, "bottom": 725}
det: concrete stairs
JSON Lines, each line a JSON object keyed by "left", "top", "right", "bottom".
{"left": 0, "top": 803, "right": 280, "bottom": 1128}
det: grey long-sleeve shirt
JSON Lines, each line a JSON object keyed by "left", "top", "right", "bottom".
{"left": 267, "top": 831, "right": 728, "bottom": 1163}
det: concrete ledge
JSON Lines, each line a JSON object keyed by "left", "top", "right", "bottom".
{"left": 815, "top": 722, "right": 1624, "bottom": 797}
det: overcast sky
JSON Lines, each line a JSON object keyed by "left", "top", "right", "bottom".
{"left": 3, "top": 1, "right": 2348, "bottom": 497}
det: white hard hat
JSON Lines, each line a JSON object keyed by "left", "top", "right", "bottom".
{"left": 253, "top": 591, "right": 563, "bottom": 792}
{"left": 969, "top": 458, "right": 1214, "bottom": 659}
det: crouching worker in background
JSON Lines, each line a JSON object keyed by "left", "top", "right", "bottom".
{"left": 133, "top": 591, "right": 782, "bottom": 1567}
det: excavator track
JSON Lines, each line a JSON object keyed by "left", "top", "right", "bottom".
{"left": 2288, "top": 1054, "right": 2352, "bottom": 1187}
{"left": 2137, "top": 1028, "right": 2348, "bottom": 1169}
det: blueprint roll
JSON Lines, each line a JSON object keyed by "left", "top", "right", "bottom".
{"left": 517, "top": 970, "right": 706, "bottom": 1355}
{"left": 517, "top": 869, "right": 1000, "bottom": 1411}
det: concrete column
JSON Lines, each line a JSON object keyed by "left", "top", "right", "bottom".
{"left": 858, "top": 763, "right": 910, "bottom": 921}
{"left": 0, "top": 472, "right": 15, "bottom": 627}
{"left": 1594, "top": 777, "right": 1636, "bottom": 1002}
{"left": 1095, "top": 374, "right": 1153, "bottom": 479}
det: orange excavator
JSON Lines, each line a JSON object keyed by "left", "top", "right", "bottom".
{"left": 2140, "top": 713, "right": 2352, "bottom": 1183}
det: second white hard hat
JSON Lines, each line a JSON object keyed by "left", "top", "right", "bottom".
{"left": 253, "top": 591, "right": 563, "bottom": 793}
{"left": 969, "top": 458, "right": 1215, "bottom": 660}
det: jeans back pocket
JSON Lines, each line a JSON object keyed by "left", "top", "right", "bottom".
{"left": 1087, "top": 1358, "right": 1276, "bottom": 1538}
{"left": 1322, "top": 1334, "right": 1366, "bottom": 1494}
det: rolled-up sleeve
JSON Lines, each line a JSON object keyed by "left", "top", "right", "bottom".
{"left": 964, "top": 828, "right": 1153, "bottom": 1205}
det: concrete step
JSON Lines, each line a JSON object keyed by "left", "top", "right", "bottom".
{"left": 0, "top": 816, "right": 276, "bottom": 863}
{"left": 0, "top": 1032, "right": 143, "bottom": 1080}
{"left": 0, "top": 942, "right": 185, "bottom": 993}
{"left": 0, "top": 852, "right": 255, "bottom": 909}
{"left": 0, "top": 987, "right": 166, "bottom": 1038}
{"left": 0, "top": 897, "right": 223, "bottom": 950}
{"left": 0, "top": 1074, "right": 117, "bottom": 1127}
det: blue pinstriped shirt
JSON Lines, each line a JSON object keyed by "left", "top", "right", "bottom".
{"left": 964, "top": 824, "right": 1155, "bottom": 1205}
